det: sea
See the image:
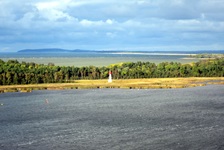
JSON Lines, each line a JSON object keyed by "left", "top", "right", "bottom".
{"left": 0, "top": 85, "right": 224, "bottom": 150}
{"left": 0, "top": 51, "right": 212, "bottom": 66}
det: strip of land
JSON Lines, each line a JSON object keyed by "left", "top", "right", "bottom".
{"left": 0, "top": 77, "right": 223, "bottom": 93}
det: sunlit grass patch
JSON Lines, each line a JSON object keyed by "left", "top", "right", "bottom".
{"left": 0, "top": 77, "right": 223, "bottom": 93}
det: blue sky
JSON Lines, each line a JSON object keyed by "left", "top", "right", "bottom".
{"left": 0, "top": 0, "right": 224, "bottom": 52}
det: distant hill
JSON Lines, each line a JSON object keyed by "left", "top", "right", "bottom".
{"left": 18, "top": 48, "right": 94, "bottom": 53}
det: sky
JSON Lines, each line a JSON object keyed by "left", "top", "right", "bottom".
{"left": 0, "top": 0, "right": 224, "bottom": 52}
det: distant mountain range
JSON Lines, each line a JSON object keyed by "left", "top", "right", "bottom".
{"left": 17, "top": 48, "right": 224, "bottom": 54}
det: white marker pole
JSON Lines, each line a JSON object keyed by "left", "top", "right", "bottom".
{"left": 108, "top": 71, "right": 112, "bottom": 83}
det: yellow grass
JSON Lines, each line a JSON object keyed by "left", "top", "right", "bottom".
{"left": 0, "top": 77, "right": 223, "bottom": 93}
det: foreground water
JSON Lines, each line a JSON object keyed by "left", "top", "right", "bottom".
{"left": 0, "top": 85, "right": 224, "bottom": 150}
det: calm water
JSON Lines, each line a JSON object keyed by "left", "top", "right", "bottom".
{"left": 0, "top": 85, "right": 224, "bottom": 150}
{"left": 0, "top": 52, "right": 199, "bottom": 66}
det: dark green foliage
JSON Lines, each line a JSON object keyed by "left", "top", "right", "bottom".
{"left": 191, "top": 54, "right": 224, "bottom": 59}
{"left": 0, "top": 58, "right": 223, "bottom": 85}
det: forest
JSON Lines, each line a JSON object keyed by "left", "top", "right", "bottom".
{"left": 190, "top": 53, "right": 224, "bottom": 59}
{"left": 0, "top": 58, "right": 223, "bottom": 85}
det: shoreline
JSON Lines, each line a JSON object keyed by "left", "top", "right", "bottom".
{"left": 181, "top": 57, "right": 216, "bottom": 60}
{"left": 0, "top": 56, "right": 199, "bottom": 67}
{"left": 0, "top": 77, "right": 223, "bottom": 94}
{"left": 108, "top": 52, "right": 196, "bottom": 56}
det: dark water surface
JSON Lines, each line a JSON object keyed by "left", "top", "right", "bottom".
{"left": 0, "top": 85, "right": 224, "bottom": 150}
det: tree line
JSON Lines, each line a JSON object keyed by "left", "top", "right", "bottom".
{"left": 0, "top": 58, "right": 223, "bottom": 85}
{"left": 190, "top": 53, "right": 224, "bottom": 59}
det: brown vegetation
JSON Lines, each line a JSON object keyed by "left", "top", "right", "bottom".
{"left": 0, "top": 77, "right": 223, "bottom": 93}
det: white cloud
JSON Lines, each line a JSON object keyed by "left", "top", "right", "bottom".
{"left": 136, "top": 0, "right": 146, "bottom": 5}
{"left": 34, "top": 0, "right": 75, "bottom": 21}
{"left": 79, "top": 19, "right": 116, "bottom": 27}
{"left": 106, "top": 19, "right": 114, "bottom": 25}
{"left": 69, "top": 0, "right": 110, "bottom": 7}
{"left": 35, "top": 0, "right": 72, "bottom": 10}
{"left": 80, "top": 19, "right": 103, "bottom": 26}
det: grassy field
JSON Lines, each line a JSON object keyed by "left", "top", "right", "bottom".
{"left": 0, "top": 77, "right": 223, "bottom": 93}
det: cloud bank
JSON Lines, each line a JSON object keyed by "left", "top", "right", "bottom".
{"left": 0, "top": 0, "right": 224, "bottom": 51}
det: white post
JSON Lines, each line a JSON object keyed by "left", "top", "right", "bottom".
{"left": 108, "top": 71, "right": 112, "bottom": 83}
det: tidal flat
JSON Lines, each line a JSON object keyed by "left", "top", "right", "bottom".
{"left": 0, "top": 52, "right": 200, "bottom": 66}
{"left": 0, "top": 85, "right": 224, "bottom": 150}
